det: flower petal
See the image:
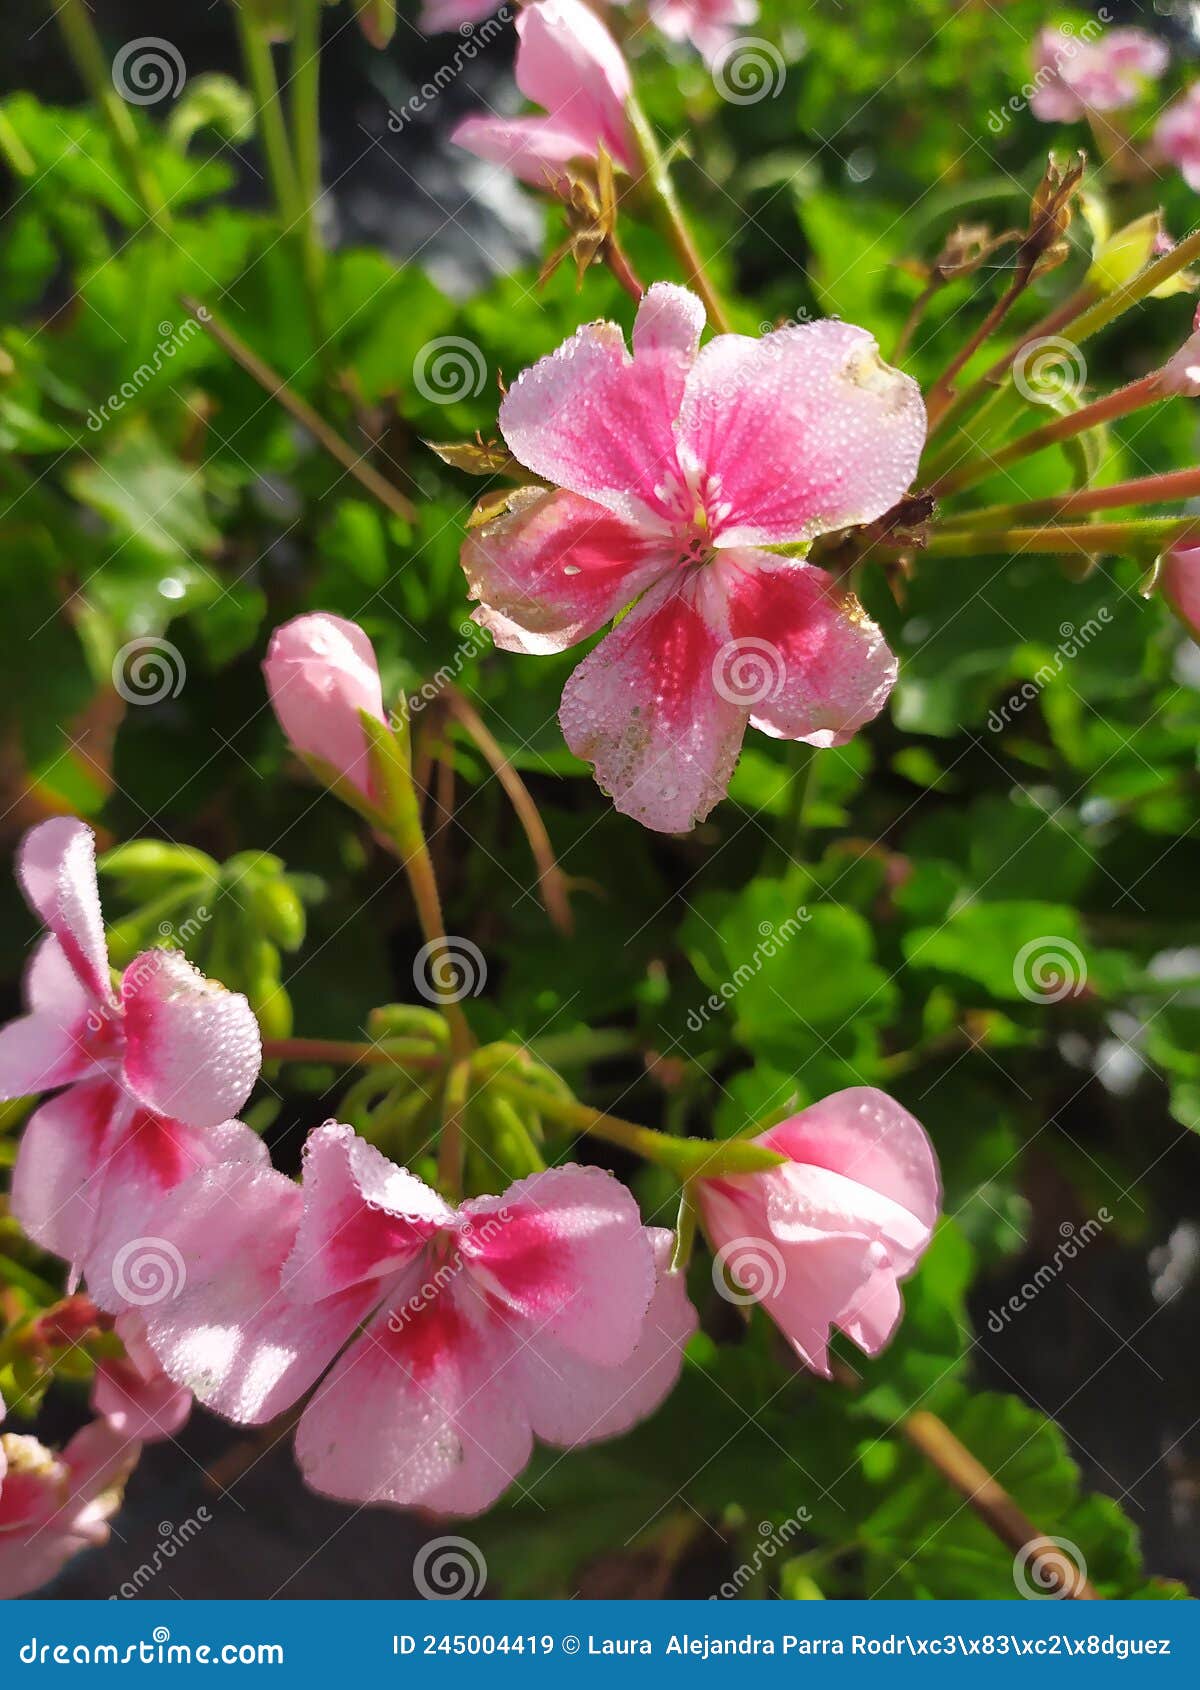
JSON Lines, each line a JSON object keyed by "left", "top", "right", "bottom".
{"left": 519, "top": 1228, "right": 696, "bottom": 1445}
{"left": 460, "top": 1164, "right": 655, "bottom": 1365}
{"left": 135, "top": 1162, "right": 373, "bottom": 1425}
{"left": 558, "top": 573, "right": 747, "bottom": 833}
{"left": 284, "top": 1122, "right": 455, "bottom": 1303}
{"left": 17, "top": 818, "right": 111, "bottom": 1006}
{"left": 631, "top": 282, "right": 707, "bottom": 363}
{"left": 294, "top": 1288, "right": 532, "bottom": 1516}
{"left": 11, "top": 1080, "right": 120, "bottom": 1267}
{"left": 451, "top": 115, "right": 606, "bottom": 189}
{"left": 462, "top": 486, "right": 670, "bottom": 655}
{"left": 718, "top": 551, "right": 897, "bottom": 747}
{"left": 515, "top": 0, "right": 634, "bottom": 167}
{"left": 120, "top": 949, "right": 261, "bottom": 1128}
{"left": 92, "top": 1313, "right": 192, "bottom": 1443}
{"left": 762, "top": 1087, "right": 940, "bottom": 1277}
{"left": 678, "top": 319, "right": 925, "bottom": 546}
{"left": 500, "top": 322, "right": 685, "bottom": 531}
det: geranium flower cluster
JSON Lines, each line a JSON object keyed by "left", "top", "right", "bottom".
{"left": 0, "top": 795, "right": 938, "bottom": 1593}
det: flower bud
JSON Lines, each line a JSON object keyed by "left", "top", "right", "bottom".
{"left": 1160, "top": 542, "right": 1200, "bottom": 639}
{"left": 263, "top": 613, "right": 387, "bottom": 800}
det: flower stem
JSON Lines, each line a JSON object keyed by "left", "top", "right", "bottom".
{"left": 260, "top": 1037, "right": 445, "bottom": 1070}
{"left": 233, "top": 4, "right": 303, "bottom": 226}
{"left": 54, "top": 0, "right": 171, "bottom": 232}
{"left": 933, "top": 465, "right": 1200, "bottom": 530}
{"left": 920, "top": 516, "right": 1200, "bottom": 560}
{"left": 925, "top": 275, "right": 1029, "bottom": 425}
{"left": 183, "top": 294, "right": 417, "bottom": 519}
{"left": 627, "top": 96, "right": 731, "bottom": 333}
{"left": 291, "top": 0, "right": 327, "bottom": 298}
{"left": 928, "top": 371, "right": 1164, "bottom": 500}
{"left": 901, "top": 1411, "right": 1099, "bottom": 1599}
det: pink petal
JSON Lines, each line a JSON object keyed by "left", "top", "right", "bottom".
{"left": 17, "top": 818, "right": 112, "bottom": 1005}
{"left": 519, "top": 1228, "right": 696, "bottom": 1445}
{"left": 294, "top": 1286, "right": 533, "bottom": 1516}
{"left": 460, "top": 1164, "right": 655, "bottom": 1365}
{"left": 500, "top": 321, "right": 685, "bottom": 532}
{"left": 762, "top": 1087, "right": 940, "bottom": 1277}
{"left": 263, "top": 612, "right": 386, "bottom": 799}
{"left": 11, "top": 1080, "right": 119, "bottom": 1267}
{"left": 120, "top": 948, "right": 261, "bottom": 1128}
{"left": 1161, "top": 542, "right": 1200, "bottom": 638}
{"left": 677, "top": 320, "right": 925, "bottom": 547}
{"left": 558, "top": 573, "right": 747, "bottom": 833}
{"left": 0, "top": 1421, "right": 137, "bottom": 1598}
{"left": 135, "top": 1162, "right": 373, "bottom": 1425}
{"left": 463, "top": 486, "right": 671, "bottom": 656}
{"left": 718, "top": 551, "right": 897, "bottom": 747}
{"left": 83, "top": 1115, "right": 269, "bottom": 1310}
{"left": 515, "top": 0, "right": 634, "bottom": 168}
{"left": 631, "top": 282, "right": 707, "bottom": 362}
{"left": 92, "top": 1313, "right": 192, "bottom": 1442}
{"left": 283, "top": 1122, "right": 455, "bottom": 1303}
{"left": 451, "top": 115, "right": 607, "bottom": 189}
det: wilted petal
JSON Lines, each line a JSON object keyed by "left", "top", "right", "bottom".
{"left": 463, "top": 486, "right": 671, "bottom": 655}
{"left": 120, "top": 949, "right": 261, "bottom": 1129}
{"left": 718, "top": 551, "right": 897, "bottom": 747}
{"left": 559, "top": 574, "right": 747, "bottom": 833}
{"left": 678, "top": 320, "right": 926, "bottom": 547}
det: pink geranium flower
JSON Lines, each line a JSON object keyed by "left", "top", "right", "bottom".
{"left": 0, "top": 819, "right": 263, "bottom": 1297}
{"left": 452, "top": 0, "right": 636, "bottom": 188}
{"left": 1030, "top": 26, "right": 1167, "bottom": 123}
{"left": 0, "top": 1398, "right": 138, "bottom": 1598}
{"left": 697, "top": 1088, "right": 940, "bottom": 1375}
{"left": 460, "top": 283, "right": 925, "bottom": 831}
{"left": 645, "top": 0, "right": 760, "bottom": 68}
{"left": 92, "top": 1314, "right": 192, "bottom": 1444}
{"left": 133, "top": 1123, "right": 696, "bottom": 1516}
{"left": 263, "top": 613, "right": 387, "bottom": 801}
{"left": 1157, "top": 86, "right": 1200, "bottom": 192}
{"left": 1160, "top": 541, "right": 1200, "bottom": 640}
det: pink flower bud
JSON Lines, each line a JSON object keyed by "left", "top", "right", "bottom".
{"left": 263, "top": 613, "right": 387, "bottom": 800}
{"left": 1160, "top": 542, "right": 1200, "bottom": 639}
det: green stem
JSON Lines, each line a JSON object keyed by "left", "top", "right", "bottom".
{"left": 920, "top": 516, "right": 1200, "bottom": 559}
{"left": 929, "top": 371, "right": 1164, "bottom": 499}
{"left": 1065, "top": 222, "right": 1200, "bottom": 347}
{"left": 54, "top": 0, "right": 171, "bottom": 231}
{"left": 932, "top": 465, "right": 1200, "bottom": 530}
{"left": 234, "top": 5, "right": 303, "bottom": 224}
{"left": 291, "top": 0, "right": 327, "bottom": 295}
{"left": 260, "top": 1036, "right": 445, "bottom": 1070}
{"left": 530, "top": 1028, "right": 641, "bottom": 1066}
{"left": 627, "top": 96, "right": 731, "bottom": 333}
